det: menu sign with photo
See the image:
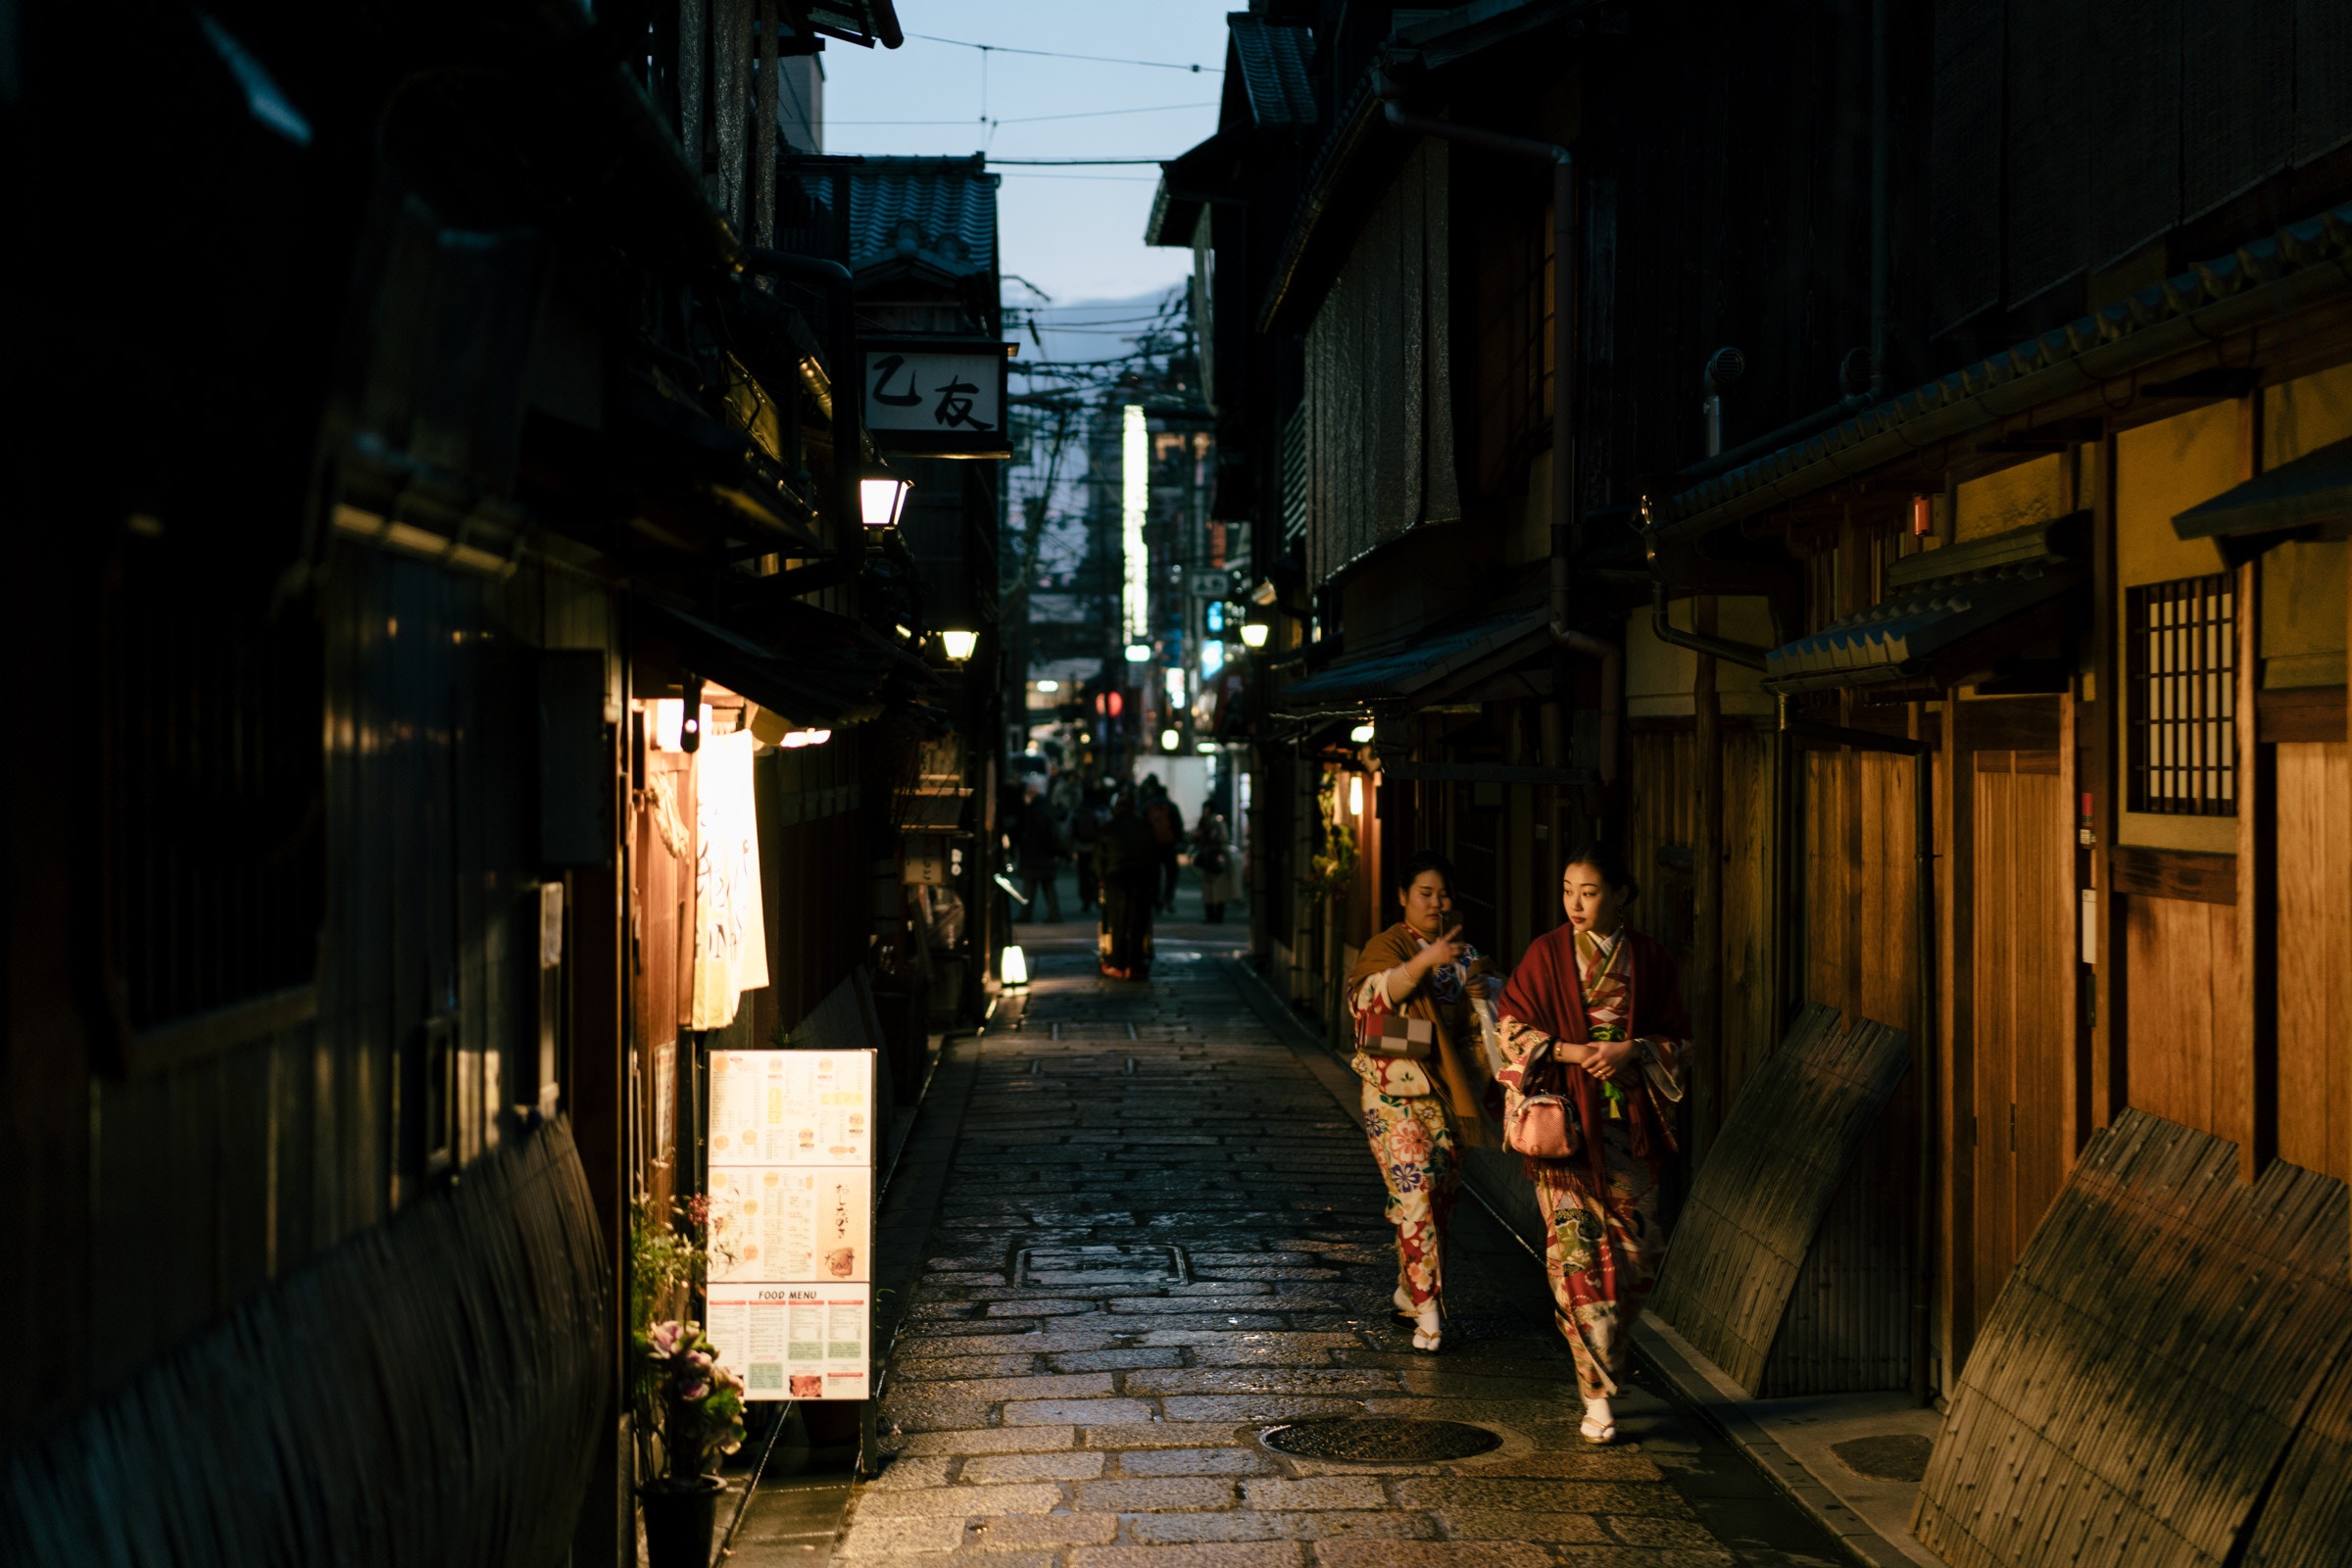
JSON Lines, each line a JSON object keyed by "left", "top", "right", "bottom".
{"left": 704, "top": 1049, "right": 875, "bottom": 1401}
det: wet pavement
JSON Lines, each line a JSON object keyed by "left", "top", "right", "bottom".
{"left": 831, "top": 935, "right": 1847, "bottom": 1568}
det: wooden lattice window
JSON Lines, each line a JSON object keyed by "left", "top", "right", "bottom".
{"left": 2126, "top": 574, "right": 2236, "bottom": 815}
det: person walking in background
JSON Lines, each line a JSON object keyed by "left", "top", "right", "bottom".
{"left": 1344, "top": 851, "right": 1499, "bottom": 1353}
{"left": 1494, "top": 844, "right": 1688, "bottom": 1446}
{"left": 1140, "top": 775, "right": 1185, "bottom": 912}
{"left": 1013, "top": 779, "right": 1065, "bottom": 923}
{"left": 1070, "top": 788, "right": 1104, "bottom": 913}
{"left": 1193, "top": 805, "right": 1241, "bottom": 923}
{"left": 1094, "top": 791, "right": 1159, "bottom": 979}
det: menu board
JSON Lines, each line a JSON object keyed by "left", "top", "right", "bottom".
{"left": 704, "top": 1049, "right": 875, "bottom": 1401}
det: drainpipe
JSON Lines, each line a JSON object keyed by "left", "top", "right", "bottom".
{"left": 1379, "top": 92, "right": 1619, "bottom": 786}
{"left": 1868, "top": 0, "right": 1890, "bottom": 399}
{"left": 742, "top": 247, "right": 860, "bottom": 542}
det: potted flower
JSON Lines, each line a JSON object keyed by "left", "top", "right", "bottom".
{"left": 632, "top": 1318, "right": 747, "bottom": 1568}
{"left": 629, "top": 1197, "right": 746, "bottom": 1568}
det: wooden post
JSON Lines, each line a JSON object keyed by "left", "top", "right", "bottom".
{"left": 568, "top": 742, "right": 632, "bottom": 1566}
{"left": 1694, "top": 597, "right": 1723, "bottom": 1159}
{"left": 2236, "top": 559, "right": 2277, "bottom": 1184}
{"left": 2058, "top": 689, "right": 2083, "bottom": 1163}
{"left": 2090, "top": 432, "right": 2127, "bottom": 1128}
{"left": 1939, "top": 693, "right": 1976, "bottom": 1376}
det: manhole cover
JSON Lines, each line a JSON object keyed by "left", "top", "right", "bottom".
{"left": 1014, "top": 1246, "right": 1189, "bottom": 1287}
{"left": 1831, "top": 1433, "right": 1934, "bottom": 1483}
{"left": 1261, "top": 1418, "right": 1501, "bottom": 1463}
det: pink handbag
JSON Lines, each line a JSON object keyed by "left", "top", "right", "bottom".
{"left": 1505, "top": 1038, "right": 1581, "bottom": 1159}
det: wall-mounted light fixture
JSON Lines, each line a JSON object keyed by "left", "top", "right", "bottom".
{"left": 939, "top": 627, "right": 978, "bottom": 662}
{"left": 859, "top": 460, "right": 912, "bottom": 528}
{"left": 1035, "top": 679, "right": 1059, "bottom": 693}
{"left": 1239, "top": 617, "right": 1270, "bottom": 650}
{"left": 681, "top": 675, "right": 706, "bottom": 754}
{"left": 1348, "top": 774, "right": 1365, "bottom": 815}
{"left": 1000, "top": 944, "right": 1029, "bottom": 988}
{"left": 1349, "top": 721, "right": 1375, "bottom": 743}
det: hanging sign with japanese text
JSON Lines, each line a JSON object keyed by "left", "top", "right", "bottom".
{"left": 860, "top": 340, "right": 1012, "bottom": 459}
{"left": 703, "top": 1048, "right": 876, "bottom": 1401}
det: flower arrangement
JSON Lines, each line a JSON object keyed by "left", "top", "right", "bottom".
{"left": 1299, "top": 771, "right": 1357, "bottom": 901}
{"left": 628, "top": 1196, "right": 746, "bottom": 1488}
{"left": 632, "top": 1317, "right": 747, "bottom": 1488}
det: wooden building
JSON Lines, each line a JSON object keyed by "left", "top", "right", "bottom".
{"left": 0, "top": 4, "right": 1016, "bottom": 1564}
{"left": 1173, "top": 3, "right": 2352, "bottom": 1560}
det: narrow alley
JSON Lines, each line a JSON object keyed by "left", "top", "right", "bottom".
{"left": 829, "top": 935, "right": 1844, "bottom": 1568}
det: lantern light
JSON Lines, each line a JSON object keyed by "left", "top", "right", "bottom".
{"left": 1195, "top": 741, "right": 1218, "bottom": 754}
{"left": 859, "top": 462, "right": 912, "bottom": 528}
{"left": 1348, "top": 774, "right": 1365, "bottom": 815}
{"left": 1160, "top": 728, "right": 1181, "bottom": 752}
{"left": 1034, "top": 678, "right": 1058, "bottom": 693}
{"left": 1000, "top": 944, "right": 1029, "bottom": 988}
{"left": 1239, "top": 620, "right": 1270, "bottom": 650}
{"left": 1349, "top": 721, "right": 1375, "bottom": 743}
{"left": 940, "top": 627, "right": 979, "bottom": 662}
{"left": 1124, "top": 642, "right": 1152, "bottom": 662}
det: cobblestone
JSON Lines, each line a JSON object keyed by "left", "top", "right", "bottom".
{"left": 842, "top": 946, "right": 1850, "bottom": 1568}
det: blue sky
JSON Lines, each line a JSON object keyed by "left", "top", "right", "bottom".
{"left": 821, "top": 2, "right": 1233, "bottom": 306}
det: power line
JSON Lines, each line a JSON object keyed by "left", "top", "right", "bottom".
{"left": 986, "top": 158, "right": 1170, "bottom": 166}
{"left": 832, "top": 102, "right": 1213, "bottom": 126}
{"left": 904, "top": 31, "right": 1223, "bottom": 74}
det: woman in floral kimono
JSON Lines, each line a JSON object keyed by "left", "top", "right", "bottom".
{"left": 1344, "top": 851, "right": 1499, "bottom": 1352}
{"left": 1495, "top": 844, "right": 1688, "bottom": 1444}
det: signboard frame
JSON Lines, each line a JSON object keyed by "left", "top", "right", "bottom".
{"left": 859, "top": 337, "right": 1013, "bottom": 459}
{"left": 701, "top": 1046, "right": 878, "bottom": 1404}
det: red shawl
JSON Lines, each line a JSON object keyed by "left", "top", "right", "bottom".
{"left": 1496, "top": 923, "right": 1690, "bottom": 1191}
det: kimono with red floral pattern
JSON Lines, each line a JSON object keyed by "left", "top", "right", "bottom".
{"left": 1495, "top": 923, "right": 1687, "bottom": 1398}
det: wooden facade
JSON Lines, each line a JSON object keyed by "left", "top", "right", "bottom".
{"left": 1181, "top": 7, "right": 2352, "bottom": 1551}
{"left": 0, "top": 5, "right": 1001, "bottom": 1562}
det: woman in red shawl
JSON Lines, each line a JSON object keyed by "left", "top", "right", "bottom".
{"left": 1495, "top": 844, "right": 1688, "bottom": 1444}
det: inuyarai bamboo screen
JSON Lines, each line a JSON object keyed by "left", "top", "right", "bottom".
{"left": 2126, "top": 574, "right": 2236, "bottom": 815}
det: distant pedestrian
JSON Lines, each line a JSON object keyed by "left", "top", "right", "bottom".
{"left": 1345, "top": 851, "right": 1499, "bottom": 1354}
{"left": 1094, "top": 791, "right": 1158, "bottom": 979}
{"left": 1071, "top": 789, "right": 1104, "bottom": 912}
{"left": 1193, "top": 806, "right": 1241, "bottom": 923}
{"left": 1140, "top": 776, "right": 1184, "bottom": 912}
{"left": 1495, "top": 844, "right": 1689, "bottom": 1446}
{"left": 1013, "top": 780, "right": 1064, "bottom": 922}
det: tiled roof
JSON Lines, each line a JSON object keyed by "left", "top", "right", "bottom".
{"left": 847, "top": 157, "right": 999, "bottom": 277}
{"left": 1655, "top": 201, "right": 2352, "bottom": 542}
{"left": 1230, "top": 15, "right": 1316, "bottom": 127}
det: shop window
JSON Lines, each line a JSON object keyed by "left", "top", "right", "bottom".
{"left": 2126, "top": 574, "right": 2236, "bottom": 815}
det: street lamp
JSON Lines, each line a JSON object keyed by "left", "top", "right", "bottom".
{"left": 939, "top": 627, "right": 978, "bottom": 661}
{"left": 859, "top": 460, "right": 911, "bottom": 528}
{"left": 1239, "top": 618, "right": 1269, "bottom": 650}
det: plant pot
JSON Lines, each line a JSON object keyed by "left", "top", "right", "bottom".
{"left": 639, "top": 1475, "right": 724, "bottom": 1568}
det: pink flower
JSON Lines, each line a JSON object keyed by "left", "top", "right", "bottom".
{"left": 681, "top": 1380, "right": 710, "bottom": 1401}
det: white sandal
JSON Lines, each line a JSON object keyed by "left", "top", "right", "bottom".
{"left": 1411, "top": 1301, "right": 1444, "bottom": 1353}
{"left": 1579, "top": 1396, "right": 1616, "bottom": 1445}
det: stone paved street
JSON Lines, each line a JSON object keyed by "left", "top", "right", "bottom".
{"left": 831, "top": 938, "right": 1845, "bottom": 1568}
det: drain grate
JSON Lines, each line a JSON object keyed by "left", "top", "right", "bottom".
{"left": 1261, "top": 1417, "right": 1501, "bottom": 1463}
{"left": 1831, "top": 1433, "right": 1934, "bottom": 1483}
